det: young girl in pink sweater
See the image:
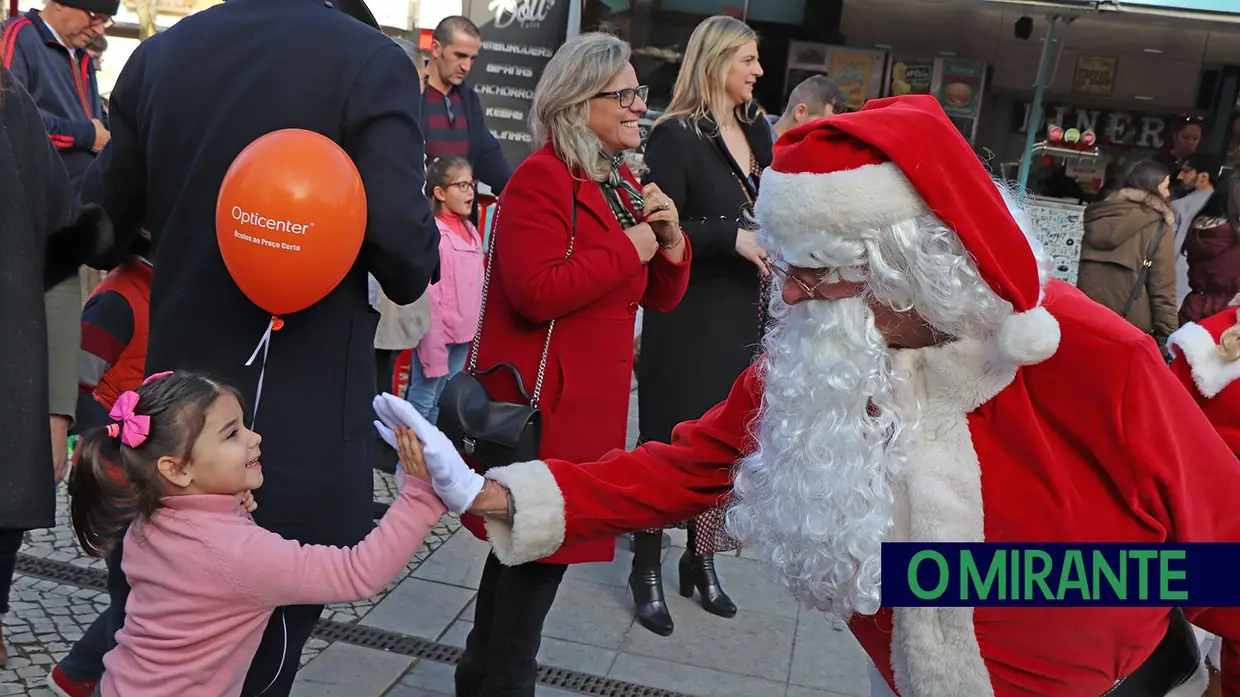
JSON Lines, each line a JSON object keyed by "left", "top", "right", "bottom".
{"left": 67, "top": 371, "right": 446, "bottom": 697}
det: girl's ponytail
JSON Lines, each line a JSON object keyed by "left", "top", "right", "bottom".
{"left": 68, "top": 427, "right": 138, "bottom": 557}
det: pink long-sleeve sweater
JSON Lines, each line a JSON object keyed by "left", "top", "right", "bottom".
{"left": 98, "top": 478, "right": 446, "bottom": 697}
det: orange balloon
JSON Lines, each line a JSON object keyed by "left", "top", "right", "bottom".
{"left": 216, "top": 129, "right": 367, "bottom": 317}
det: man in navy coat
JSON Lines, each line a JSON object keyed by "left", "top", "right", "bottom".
{"left": 76, "top": 0, "right": 439, "bottom": 693}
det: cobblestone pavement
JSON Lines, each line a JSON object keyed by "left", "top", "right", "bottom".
{"left": 0, "top": 469, "right": 460, "bottom": 696}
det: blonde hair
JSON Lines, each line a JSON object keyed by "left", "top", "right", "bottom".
{"left": 532, "top": 32, "right": 637, "bottom": 182}
{"left": 1219, "top": 308, "right": 1240, "bottom": 362}
{"left": 655, "top": 15, "right": 758, "bottom": 132}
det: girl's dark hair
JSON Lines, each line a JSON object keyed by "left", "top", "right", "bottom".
{"left": 424, "top": 156, "right": 472, "bottom": 205}
{"left": 1119, "top": 159, "right": 1171, "bottom": 198}
{"left": 68, "top": 372, "right": 243, "bottom": 557}
{"left": 1198, "top": 181, "right": 1233, "bottom": 220}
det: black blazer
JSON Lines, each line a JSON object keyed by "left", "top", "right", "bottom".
{"left": 80, "top": 0, "right": 441, "bottom": 547}
{"left": 637, "top": 110, "right": 774, "bottom": 444}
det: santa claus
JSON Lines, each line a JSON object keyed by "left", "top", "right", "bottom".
{"left": 1167, "top": 299, "right": 1240, "bottom": 697}
{"left": 374, "top": 94, "right": 1240, "bottom": 697}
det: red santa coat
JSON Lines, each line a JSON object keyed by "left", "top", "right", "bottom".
{"left": 460, "top": 143, "right": 692, "bottom": 565}
{"left": 478, "top": 280, "right": 1240, "bottom": 696}
{"left": 1168, "top": 307, "right": 1240, "bottom": 455}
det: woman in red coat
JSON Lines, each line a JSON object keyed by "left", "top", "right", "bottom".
{"left": 453, "top": 32, "right": 691, "bottom": 697}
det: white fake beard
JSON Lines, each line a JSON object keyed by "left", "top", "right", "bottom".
{"left": 726, "top": 296, "right": 913, "bottom": 619}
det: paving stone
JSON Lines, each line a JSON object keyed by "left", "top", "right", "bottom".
{"left": 289, "top": 642, "right": 413, "bottom": 697}
{"left": 788, "top": 608, "right": 871, "bottom": 696}
{"left": 359, "top": 578, "right": 475, "bottom": 640}
{"left": 621, "top": 593, "right": 795, "bottom": 682}
{"left": 608, "top": 653, "right": 788, "bottom": 697}
{"left": 787, "top": 684, "right": 869, "bottom": 697}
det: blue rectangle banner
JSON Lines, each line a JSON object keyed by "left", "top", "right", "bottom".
{"left": 880, "top": 543, "right": 1240, "bottom": 607}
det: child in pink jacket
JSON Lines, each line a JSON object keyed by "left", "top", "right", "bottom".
{"left": 407, "top": 156, "right": 484, "bottom": 423}
{"left": 66, "top": 371, "right": 447, "bottom": 697}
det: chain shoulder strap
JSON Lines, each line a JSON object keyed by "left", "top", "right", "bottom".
{"left": 465, "top": 194, "right": 577, "bottom": 408}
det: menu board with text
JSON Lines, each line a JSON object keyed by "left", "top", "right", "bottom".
{"left": 464, "top": 0, "right": 573, "bottom": 169}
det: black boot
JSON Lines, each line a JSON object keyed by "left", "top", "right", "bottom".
{"left": 629, "top": 531, "right": 674, "bottom": 636}
{"left": 679, "top": 523, "right": 737, "bottom": 618}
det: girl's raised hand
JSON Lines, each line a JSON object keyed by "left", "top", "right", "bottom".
{"left": 236, "top": 490, "right": 258, "bottom": 513}
{"left": 396, "top": 426, "right": 431, "bottom": 482}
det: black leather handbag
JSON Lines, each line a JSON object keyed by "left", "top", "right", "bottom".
{"left": 435, "top": 198, "right": 576, "bottom": 471}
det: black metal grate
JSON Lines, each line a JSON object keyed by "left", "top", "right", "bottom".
{"left": 16, "top": 554, "right": 695, "bottom": 697}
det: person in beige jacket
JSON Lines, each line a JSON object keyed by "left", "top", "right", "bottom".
{"left": 373, "top": 36, "right": 435, "bottom": 394}
{"left": 1078, "top": 160, "right": 1179, "bottom": 357}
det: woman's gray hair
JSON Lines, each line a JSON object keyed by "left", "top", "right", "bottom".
{"left": 532, "top": 32, "right": 640, "bottom": 182}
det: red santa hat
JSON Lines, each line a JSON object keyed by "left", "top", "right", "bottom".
{"left": 755, "top": 94, "right": 1059, "bottom": 366}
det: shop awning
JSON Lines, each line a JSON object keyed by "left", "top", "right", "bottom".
{"left": 1100, "top": 0, "right": 1240, "bottom": 22}
{"left": 981, "top": 0, "right": 1240, "bottom": 21}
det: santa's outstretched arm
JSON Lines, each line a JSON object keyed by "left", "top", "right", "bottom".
{"left": 456, "top": 365, "right": 763, "bottom": 566}
{"left": 1122, "top": 341, "right": 1240, "bottom": 697}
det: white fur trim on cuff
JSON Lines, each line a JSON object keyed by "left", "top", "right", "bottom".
{"left": 1168, "top": 322, "right": 1240, "bottom": 399}
{"left": 996, "top": 306, "right": 1060, "bottom": 366}
{"left": 755, "top": 162, "right": 929, "bottom": 264}
{"left": 482, "top": 460, "right": 566, "bottom": 566}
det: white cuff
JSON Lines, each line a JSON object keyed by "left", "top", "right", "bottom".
{"left": 483, "top": 460, "right": 566, "bottom": 566}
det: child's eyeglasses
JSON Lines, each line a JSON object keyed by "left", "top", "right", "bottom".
{"left": 443, "top": 180, "right": 475, "bottom": 193}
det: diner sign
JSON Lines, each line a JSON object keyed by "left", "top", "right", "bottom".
{"left": 465, "top": 0, "right": 573, "bottom": 168}
{"left": 1014, "top": 102, "right": 1175, "bottom": 150}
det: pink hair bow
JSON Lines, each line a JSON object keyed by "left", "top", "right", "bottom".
{"left": 108, "top": 391, "right": 151, "bottom": 448}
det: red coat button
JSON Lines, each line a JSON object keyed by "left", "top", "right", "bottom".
{"left": 627, "top": 302, "right": 639, "bottom": 314}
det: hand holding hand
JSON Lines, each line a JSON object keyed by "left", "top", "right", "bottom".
{"left": 735, "top": 229, "right": 769, "bottom": 276}
{"left": 235, "top": 490, "right": 258, "bottom": 513}
{"left": 373, "top": 394, "right": 484, "bottom": 514}
{"left": 641, "top": 183, "right": 681, "bottom": 247}
{"left": 624, "top": 223, "right": 659, "bottom": 263}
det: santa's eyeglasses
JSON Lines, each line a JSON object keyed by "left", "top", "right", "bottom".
{"left": 767, "top": 262, "right": 833, "bottom": 296}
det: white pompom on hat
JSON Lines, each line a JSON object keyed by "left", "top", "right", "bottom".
{"left": 755, "top": 94, "right": 1060, "bottom": 366}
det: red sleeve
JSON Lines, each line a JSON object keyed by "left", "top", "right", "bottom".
{"left": 496, "top": 157, "right": 644, "bottom": 323}
{"left": 1123, "top": 341, "right": 1240, "bottom": 696}
{"left": 640, "top": 235, "right": 693, "bottom": 312}
{"left": 479, "top": 365, "right": 763, "bottom": 565}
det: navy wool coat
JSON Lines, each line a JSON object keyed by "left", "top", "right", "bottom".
{"left": 81, "top": 0, "right": 440, "bottom": 547}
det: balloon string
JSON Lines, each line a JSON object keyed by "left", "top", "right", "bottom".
{"left": 245, "top": 317, "right": 276, "bottom": 430}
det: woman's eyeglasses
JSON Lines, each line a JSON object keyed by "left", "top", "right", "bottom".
{"left": 594, "top": 85, "right": 649, "bottom": 109}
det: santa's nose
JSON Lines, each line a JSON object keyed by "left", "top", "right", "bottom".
{"left": 782, "top": 278, "right": 812, "bottom": 305}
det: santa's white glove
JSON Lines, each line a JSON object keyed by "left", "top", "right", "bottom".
{"left": 372, "top": 393, "right": 484, "bottom": 515}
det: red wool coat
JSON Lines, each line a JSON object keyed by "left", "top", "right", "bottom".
{"left": 480, "top": 280, "right": 1240, "bottom": 696}
{"left": 461, "top": 143, "right": 692, "bottom": 565}
{"left": 1168, "top": 306, "right": 1240, "bottom": 455}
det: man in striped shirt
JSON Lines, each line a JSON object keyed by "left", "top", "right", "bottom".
{"left": 422, "top": 15, "right": 511, "bottom": 216}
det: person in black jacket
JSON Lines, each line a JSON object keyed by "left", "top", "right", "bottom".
{"left": 631, "top": 14, "right": 771, "bottom": 637}
{"left": 0, "top": 65, "right": 111, "bottom": 668}
{"left": 73, "top": 0, "right": 440, "bottom": 694}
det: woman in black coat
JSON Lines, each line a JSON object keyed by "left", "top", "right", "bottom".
{"left": 631, "top": 15, "right": 771, "bottom": 637}
{"left": 0, "top": 66, "right": 111, "bottom": 662}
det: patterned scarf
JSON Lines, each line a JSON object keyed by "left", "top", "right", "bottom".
{"left": 598, "top": 154, "right": 644, "bottom": 228}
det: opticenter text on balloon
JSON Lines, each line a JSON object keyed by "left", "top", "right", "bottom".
{"left": 231, "top": 206, "right": 313, "bottom": 235}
